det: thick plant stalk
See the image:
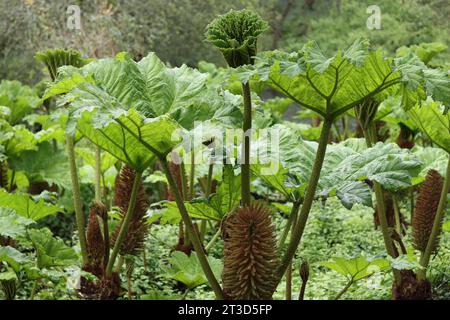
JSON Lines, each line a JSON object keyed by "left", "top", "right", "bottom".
{"left": 105, "top": 171, "right": 142, "bottom": 278}
{"left": 66, "top": 135, "right": 88, "bottom": 266}
{"left": 189, "top": 152, "right": 195, "bottom": 199}
{"left": 275, "top": 119, "right": 332, "bottom": 281}
{"left": 205, "top": 10, "right": 266, "bottom": 207}
{"left": 180, "top": 162, "right": 188, "bottom": 201}
{"left": 334, "top": 280, "right": 353, "bottom": 300}
{"left": 363, "top": 123, "right": 401, "bottom": 284}
{"left": 161, "top": 160, "right": 224, "bottom": 299}
{"left": 94, "top": 146, "right": 102, "bottom": 203}
{"left": 392, "top": 195, "right": 402, "bottom": 235}
{"left": 241, "top": 82, "right": 252, "bottom": 207}
{"left": 205, "top": 228, "right": 221, "bottom": 252}
{"left": 201, "top": 163, "right": 214, "bottom": 241}
{"left": 418, "top": 157, "right": 450, "bottom": 280}
{"left": 286, "top": 263, "right": 292, "bottom": 300}
{"left": 93, "top": 146, "right": 109, "bottom": 265}
{"left": 278, "top": 201, "right": 301, "bottom": 249}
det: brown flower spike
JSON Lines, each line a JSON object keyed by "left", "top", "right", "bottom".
{"left": 222, "top": 204, "right": 279, "bottom": 300}
{"left": 412, "top": 169, "right": 444, "bottom": 252}
{"left": 110, "top": 165, "right": 149, "bottom": 256}
{"left": 86, "top": 203, "right": 107, "bottom": 271}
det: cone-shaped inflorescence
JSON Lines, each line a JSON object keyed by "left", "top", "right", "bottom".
{"left": 86, "top": 203, "right": 107, "bottom": 272}
{"left": 205, "top": 9, "right": 268, "bottom": 68}
{"left": 35, "top": 48, "right": 86, "bottom": 81}
{"left": 412, "top": 169, "right": 444, "bottom": 252}
{"left": 0, "top": 161, "right": 8, "bottom": 189}
{"left": 222, "top": 204, "right": 278, "bottom": 300}
{"left": 110, "top": 165, "right": 149, "bottom": 256}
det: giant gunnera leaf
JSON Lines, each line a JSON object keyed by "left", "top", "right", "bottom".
{"left": 251, "top": 125, "right": 421, "bottom": 209}
{"left": 0, "top": 80, "right": 40, "bottom": 124}
{"left": 240, "top": 38, "right": 450, "bottom": 119}
{"left": 0, "top": 208, "right": 34, "bottom": 239}
{"left": 408, "top": 100, "right": 450, "bottom": 153}
{"left": 43, "top": 52, "right": 242, "bottom": 170}
{"left": 0, "top": 189, "right": 61, "bottom": 221}
{"left": 28, "top": 228, "right": 79, "bottom": 269}
{"left": 162, "top": 251, "right": 222, "bottom": 289}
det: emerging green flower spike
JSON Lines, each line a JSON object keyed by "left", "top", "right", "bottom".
{"left": 205, "top": 9, "right": 268, "bottom": 68}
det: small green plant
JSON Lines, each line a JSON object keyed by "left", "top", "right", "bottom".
{"left": 162, "top": 251, "right": 222, "bottom": 299}
{"left": 320, "top": 256, "right": 390, "bottom": 300}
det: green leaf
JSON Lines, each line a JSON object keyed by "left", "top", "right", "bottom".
{"left": 304, "top": 41, "right": 336, "bottom": 73}
{"left": 76, "top": 109, "right": 182, "bottom": 172}
{"left": 0, "top": 269, "right": 18, "bottom": 282}
{"left": 0, "top": 208, "right": 34, "bottom": 239}
{"left": 158, "top": 164, "right": 241, "bottom": 222}
{"left": 171, "top": 88, "right": 242, "bottom": 130}
{"left": 51, "top": 52, "right": 210, "bottom": 121}
{"left": 208, "top": 164, "right": 241, "bottom": 217}
{"left": 28, "top": 228, "right": 79, "bottom": 269}
{"left": 251, "top": 125, "right": 371, "bottom": 207}
{"left": 320, "top": 256, "right": 390, "bottom": 281}
{"left": 343, "top": 38, "right": 370, "bottom": 67}
{"left": 140, "top": 290, "right": 181, "bottom": 300}
{"left": 162, "top": 251, "right": 222, "bottom": 289}
{"left": 408, "top": 100, "right": 450, "bottom": 153}
{"left": 160, "top": 201, "right": 220, "bottom": 223}
{"left": 252, "top": 125, "right": 420, "bottom": 207}
{"left": 76, "top": 147, "right": 117, "bottom": 173}
{"left": 333, "top": 181, "right": 373, "bottom": 210}
{"left": 333, "top": 142, "right": 422, "bottom": 191}
{"left": 42, "top": 72, "right": 94, "bottom": 100}
{"left": 396, "top": 42, "right": 448, "bottom": 65}
{"left": 412, "top": 146, "right": 449, "bottom": 180}
{"left": 256, "top": 41, "right": 400, "bottom": 118}
{"left": 339, "top": 138, "right": 367, "bottom": 152}
{"left": 393, "top": 53, "right": 426, "bottom": 91}
{"left": 0, "top": 80, "right": 40, "bottom": 124}
{"left": 252, "top": 163, "right": 295, "bottom": 200}
{"left": 9, "top": 142, "right": 71, "bottom": 189}
{"left": 0, "top": 246, "right": 31, "bottom": 271}
{"left": 0, "top": 189, "right": 61, "bottom": 221}
{"left": 381, "top": 96, "right": 417, "bottom": 130}
{"left": 256, "top": 40, "right": 444, "bottom": 119}
{"left": 443, "top": 220, "right": 450, "bottom": 232}
{"left": 144, "top": 170, "right": 167, "bottom": 184}
{"left": 422, "top": 69, "right": 450, "bottom": 110}
{"left": 388, "top": 253, "right": 420, "bottom": 270}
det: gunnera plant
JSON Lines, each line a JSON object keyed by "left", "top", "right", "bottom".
{"left": 412, "top": 169, "right": 444, "bottom": 252}
{"left": 110, "top": 165, "right": 149, "bottom": 256}
{"left": 206, "top": 9, "right": 268, "bottom": 207}
{"left": 36, "top": 48, "right": 90, "bottom": 266}
{"left": 222, "top": 204, "right": 278, "bottom": 300}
